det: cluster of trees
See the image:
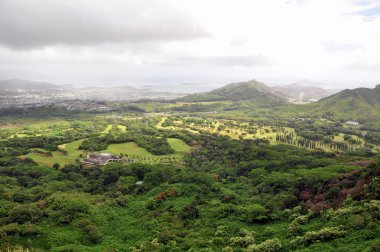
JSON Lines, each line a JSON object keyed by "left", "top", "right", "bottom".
{"left": 1, "top": 136, "right": 61, "bottom": 152}
{"left": 275, "top": 132, "right": 368, "bottom": 153}
{"left": 364, "top": 132, "right": 380, "bottom": 145}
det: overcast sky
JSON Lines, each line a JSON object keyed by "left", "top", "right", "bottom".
{"left": 0, "top": 0, "right": 380, "bottom": 89}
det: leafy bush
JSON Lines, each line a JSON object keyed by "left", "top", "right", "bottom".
{"left": 246, "top": 238, "right": 282, "bottom": 252}
{"left": 290, "top": 226, "right": 346, "bottom": 246}
{"left": 229, "top": 229, "right": 255, "bottom": 247}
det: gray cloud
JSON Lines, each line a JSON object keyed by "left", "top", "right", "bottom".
{"left": 205, "top": 55, "right": 270, "bottom": 67}
{"left": 152, "top": 55, "right": 270, "bottom": 67}
{"left": 0, "top": 0, "right": 207, "bottom": 49}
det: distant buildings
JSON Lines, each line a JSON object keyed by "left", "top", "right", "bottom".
{"left": 81, "top": 153, "right": 120, "bottom": 166}
{"left": 345, "top": 121, "right": 359, "bottom": 126}
{"left": 298, "top": 90, "right": 304, "bottom": 104}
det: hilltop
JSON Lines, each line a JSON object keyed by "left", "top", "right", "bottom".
{"left": 307, "top": 84, "right": 380, "bottom": 122}
{"left": 273, "top": 81, "right": 339, "bottom": 101}
{"left": 181, "top": 79, "right": 285, "bottom": 104}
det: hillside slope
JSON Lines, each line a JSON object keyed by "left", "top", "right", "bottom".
{"left": 307, "top": 84, "right": 380, "bottom": 122}
{"left": 181, "top": 80, "right": 285, "bottom": 104}
{"left": 274, "top": 83, "right": 339, "bottom": 101}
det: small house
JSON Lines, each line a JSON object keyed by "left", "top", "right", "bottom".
{"left": 81, "top": 153, "right": 120, "bottom": 166}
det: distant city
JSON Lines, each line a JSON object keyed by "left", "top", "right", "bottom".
{"left": 0, "top": 79, "right": 341, "bottom": 111}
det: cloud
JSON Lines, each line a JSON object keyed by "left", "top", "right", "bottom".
{"left": 344, "top": 60, "right": 380, "bottom": 72}
{"left": 204, "top": 55, "right": 270, "bottom": 67}
{"left": 321, "top": 41, "right": 363, "bottom": 53}
{"left": 0, "top": 0, "right": 207, "bottom": 49}
{"left": 347, "top": 2, "right": 380, "bottom": 21}
{"left": 148, "top": 55, "right": 270, "bottom": 67}
{"left": 0, "top": 0, "right": 380, "bottom": 88}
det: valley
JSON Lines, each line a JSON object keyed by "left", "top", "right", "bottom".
{"left": 0, "top": 80, "right": 380, "bottom": 251}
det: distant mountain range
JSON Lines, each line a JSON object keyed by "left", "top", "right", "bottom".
{"left": 181, "top": 79, "right": 380, "bottom": 122}
{"left": 273, "top": 80, "right": 340, "bottom": 101}
{"left": 181, "top": 79, "right": 341, "bottom": 103}
{"left": 0, "top": 79, "right": 59, "bottom": 90}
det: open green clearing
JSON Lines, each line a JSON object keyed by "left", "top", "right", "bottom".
{"left": 23, "top": 139, "right": 85, "bottom": 166}
{"left": 23, "top": 137, "right": 191, "bottom": 166}
{"left": 101, "top": 138, "right": 191, "bottom": 163}
{"left": 101, "top": 124, "right": 113, "bottom": 134}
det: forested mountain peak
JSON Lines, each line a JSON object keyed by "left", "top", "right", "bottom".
{"left": 320, "top": 84, "right": 380, "bottom": 105}
{"left": 181, "top": 79, "right": 285, "bottom": 102}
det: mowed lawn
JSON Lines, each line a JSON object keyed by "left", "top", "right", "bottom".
{"left": 167, "top": 138, "right": 191, "bottom": 152}
{"left": 101, "top": 138, "right": 191, "bottom": 163}
{"left": 24, "top": 138, "right": 191, "bottom": 166}
{"left": 23, "top": 139, "right": 85, "bottom": 166}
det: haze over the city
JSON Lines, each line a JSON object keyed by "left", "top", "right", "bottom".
{"left": 1, "top": 0, "right": 380, "bottom": 90}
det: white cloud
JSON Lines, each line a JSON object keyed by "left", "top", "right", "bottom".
{"left": 0, "top": 0, "right": 380, "bottom": 88}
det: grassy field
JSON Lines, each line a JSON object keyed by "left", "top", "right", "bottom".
{"left": 102, "top": 138, "right": 191, "bottom": 164}
{"left": 23, "top": 139, "right": 85, "bottom": 166}
{"left": 102, "top": 124, "right": 113, "bottom": 134}
{"left": 167, "top": 138, "right": 191, "bottom": 152}
{"left": 24, "top": 137, "right": 191, "bottom": 166}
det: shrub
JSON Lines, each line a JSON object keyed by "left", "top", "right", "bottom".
{"left": 229, "top": 229, "right": 255, "bottom": 247}
{"left": 290, "top": 226, "right": 346, "bottom": 246}
{"left": 20, "top": 223, "right": 41, "bottom": 236}
{"left": 215, "top": 225, "right": 229, "bottom": 237}
{"left": 245, "top": 204, "right": 269, "bottom": 223}
{"left": 287, "top": 215, "right": 309, "bottom": 237}
{"left": 1, "top": 223, "right": 20, "bottom": 235}
{"left": 179, "top": 203, "right": 199, "bottom": 220}
{"left": 47, "top": 194, "right": 90, "bottom": 224}
{"left": 8, "top": 204, "right": 42, "bottom": 224}
{"left": 157, "top": 230, "right": 174, "bottom": 244}
{"left": 246, "top": 238, "right": 282, "bottom": 252}
{"left": 146, "top": 199, "right": 160, "bottom": 210}
{"left": 84, "top": 225, "right": 102, "bottom": 244}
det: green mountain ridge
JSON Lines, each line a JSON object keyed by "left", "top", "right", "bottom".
{"left": 306, "top": 84, "right": 380, "bottom": 122}
{"left": 181, "top": 79, "right": 285, "bottom": 104}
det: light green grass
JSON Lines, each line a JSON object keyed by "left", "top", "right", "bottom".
{"left": 104, "top": 142, "right": 152, "bottom": 157}
{"left": 23, "top": 137, "right": 191, "bottom": 166}
{"left": 102, "top": 124, "right": 113, "bottom": 134}
{"left": 167, "top": 138, "right": 191, "bottom": 152}
{"left": 102, "top": 138, "right": 191, "bottom": 164}
{"left": 23, "top": 139, "right": 85, "bottom": 167}
{"left": 117, "top": 125, "right": 127, "bottom": 132}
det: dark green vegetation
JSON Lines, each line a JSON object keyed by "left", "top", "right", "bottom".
{"left": 305, "top": 84, "right": 380, "bottom": 122}
{"left": 1, "top": 80, "right": 380, "bottom": 251}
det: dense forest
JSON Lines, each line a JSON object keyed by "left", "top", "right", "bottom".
{"left": 0, "top": 109, "right": 379, "bottom": 251}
